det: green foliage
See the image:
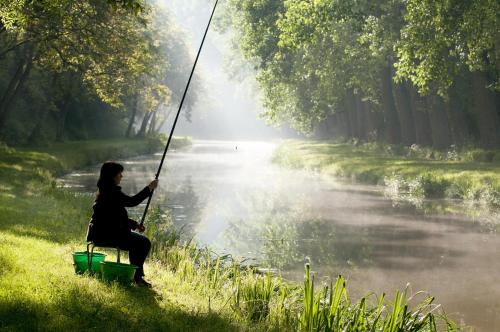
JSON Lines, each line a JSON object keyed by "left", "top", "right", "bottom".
{"left": 145, "top": 206, "right": 184, "bottom": 257}
{"left": 225, "top": 0, "right": 394, "bottom": 133}
{"left": 236, "top": 273, "right": 274, "bottom": 322}
{"left": 0, "top": 0, "right": 199, "bottom": 145}
{"left": 298, "top": 263, "right": 458, "bottom": 331}
{"left": 107, "top": 0, "right": 145, "bottom": 13}
{"left": 396, "top": 0, "right": 500, "bottom": 95}
{"left": 225, "top": 0, "right": 500, "bottom": 150}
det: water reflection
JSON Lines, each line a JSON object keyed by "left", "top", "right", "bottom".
{"left": 158, "top": 176, "right": 204, "bottom": 237}
{"left": 221, "top": 192, "right": 305, "bottom": 269}
{"left": 221, "top": 192, "right": 375, "bottom": 271}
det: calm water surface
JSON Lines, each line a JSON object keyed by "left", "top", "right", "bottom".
{"left": 60, "top": 140, "right": 500, "bottom": 330}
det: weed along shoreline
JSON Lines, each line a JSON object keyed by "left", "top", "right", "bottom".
{"left": 273, "top": 140, "right": 500, "bottom": 208}
{"left": 0, "top": 139, "right": 460, "bottom": 331}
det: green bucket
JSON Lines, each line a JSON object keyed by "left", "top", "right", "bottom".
{"left": 73, "top": 251, "right": 106, "bottom": 274}
{"left": 100, "top": 261, "right": 137, "bottom": 283}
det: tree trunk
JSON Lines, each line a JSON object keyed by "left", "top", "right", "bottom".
{"left": 380, "top": 65, "right": 401, "bottom": 144}
{"left": 366, "top": 104, "right": 384, "bottom": 141}
{"left": 313, "top": 118, "right": 328, "bottom": 139}
{"left": 427, "top": 95, "right": 452, "bottom": 149}
{"left": 27, "top": 108, "right": 49, "bottom": 145}
{"left": 393, "top": 82, "right": 416, "bottom": 145}
{"left": 156, "top": 110, "right": 170, "bottom": 134}
{"left": 0, "top": 47, "right": 35, "bottom": 133}
{"left": 354, "top": 94, "right": 367, "bottom": 140}
{"left": 136, "top": 112, "right": 152, "bottom": 138}
{"left": 324, "top": 113, "right": 338, "bottom": 138}
{"left": 409, "top": 86, "right": 433, "bottom": 147}
{"left": 345, "top": 90, "right": 358, "bottom": 139}
{"left": 125, "top": 94, "right": 139, "bottom": 138}
{"left": 157, "top": 107, "right": 176, "bottom": 134}
{"left": 317, "top": 112, "right": 343, "bottom": 139}
{"left": 55, "top": 100, "right": 71, "bottom": 142}
{"left": 54, "top": 72, "right": 79, "bottom": 142}
{"left": 28, "top": 73, "right": 60, "bottom": 145}
{"left": 148, "top": 110, "right": 157, "bottom": 135}
{"left": 343, "top": 111, "right": 353, "bottom": 139}
{"left": 445, "top": 86, "right": 470, "bottom": 146}
{"left": 334, "top": 111, "right": 351, "bottom": 139}
{"left": 471, "top": 71, "right": 499, "bottom": 148}
{"left": 362, "top": 101, "right": 376, "bottom": 141}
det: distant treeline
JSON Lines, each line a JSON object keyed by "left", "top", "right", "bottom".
{"left": 0, "top": 0, "right": 200, "bottom": 146}
{"left": 225, "top": 0, "right": 500, "bottom": 149}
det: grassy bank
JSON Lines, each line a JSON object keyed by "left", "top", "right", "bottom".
{"left": 0, "top": 138, "right": 240, "bottom": 331}
{"left": 13, "top": 136, "right": 191, "bottom": 175}
{"left": 273, "top": 140, "right": 500, "bottom": 206}
{"left": 0, "top": 139, "right": 457, "bottom": 331}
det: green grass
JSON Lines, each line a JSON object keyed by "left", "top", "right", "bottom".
{"left": 167, "top": 135, "right": 193, "bottom": 150}
{"left": 18, "top": 138, "right": 164, "bottom": 174}
{"left": 0, "top": 139, "right": 458, "bottom": 331}
{"left": 0, "top": 139, "right": 242, "bottom": 331}
{"left": 272, "top": 140, "right": 500, "bottom": 206}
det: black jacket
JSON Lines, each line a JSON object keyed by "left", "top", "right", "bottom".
{"left": 86, "top": 185, "right": 151, "bottom": 245}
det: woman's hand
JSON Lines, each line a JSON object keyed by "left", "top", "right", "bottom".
{"left": 129, "top": 219, "right": 139, "bottom": 230}
{"left": 148, "top": 179, "right": 159, "bottom": 192}
{"left": 138, "top": 224, "right": 146, "bottom": 233}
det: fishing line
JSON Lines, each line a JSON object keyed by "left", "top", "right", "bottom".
{"left": 139, "top": 0, "right": 219, "bottom": 227}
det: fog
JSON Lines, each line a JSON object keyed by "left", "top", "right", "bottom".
{"left": 156, "top": 0, "right": 288, "bottom": 140}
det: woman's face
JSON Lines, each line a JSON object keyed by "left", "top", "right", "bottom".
{"left": 113, "top": 171, "right": 123, "bottom": 185}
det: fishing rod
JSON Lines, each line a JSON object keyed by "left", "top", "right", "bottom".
{"left": 139, "top": 0, "right": 219, "bottom": 228}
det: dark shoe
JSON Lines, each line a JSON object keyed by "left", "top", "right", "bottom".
{"left": 134, "top": 277, "right": 152, "bottom": 288}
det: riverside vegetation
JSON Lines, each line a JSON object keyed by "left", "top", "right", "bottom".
{"left": 273, "top": 140, "right": 500, "bottom": 209}
{"left": 0, "top": 140, "right": 459, "bottom": 331}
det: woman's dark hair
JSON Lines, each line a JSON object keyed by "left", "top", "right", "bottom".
{"left": 97, "top": 161, "right": 124, "bottom": 191}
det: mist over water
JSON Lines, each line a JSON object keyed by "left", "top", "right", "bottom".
{"left": 61, "top": 141, "right": 500, "bottom": 331}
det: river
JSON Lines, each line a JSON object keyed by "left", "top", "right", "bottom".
{"left": 59, "top": 140, "right": 500, "bottom": 330}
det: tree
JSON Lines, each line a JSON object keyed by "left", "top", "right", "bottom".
{"left": 396, "top": 0, "right": 500, "bottom": 147}
{"left": 226, "top": 0, "right": 500, "bottom": 149}
{"left": 0, "top": 0, "right": 187, "bottom": 144}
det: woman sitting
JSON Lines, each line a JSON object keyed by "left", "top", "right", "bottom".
{"left": 87, "top": 161, "right": 158, "bottom": 287}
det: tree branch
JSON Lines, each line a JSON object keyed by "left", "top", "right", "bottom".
{"left": 0, "top": 39, "right": 32, "bottom": 58}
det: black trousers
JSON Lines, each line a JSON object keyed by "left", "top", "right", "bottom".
{"left": 118, "top": 232, "right": 151, "bottom": 278}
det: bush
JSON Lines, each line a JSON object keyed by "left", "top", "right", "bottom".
{"left": 492, "top": 152, "right": 500, "bottom": 163}
{"left": 419, "top": 173, "right": 449, "bottom": 198}
{"left": 146, "top": 136, "right": 163, "bottom": 153}
{"left": 463, "top": 150, "right": 496, "bottom": 162}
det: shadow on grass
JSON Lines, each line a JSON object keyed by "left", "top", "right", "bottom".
{"left": 0, "top": 279, "right": 239, "bottom": 332}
